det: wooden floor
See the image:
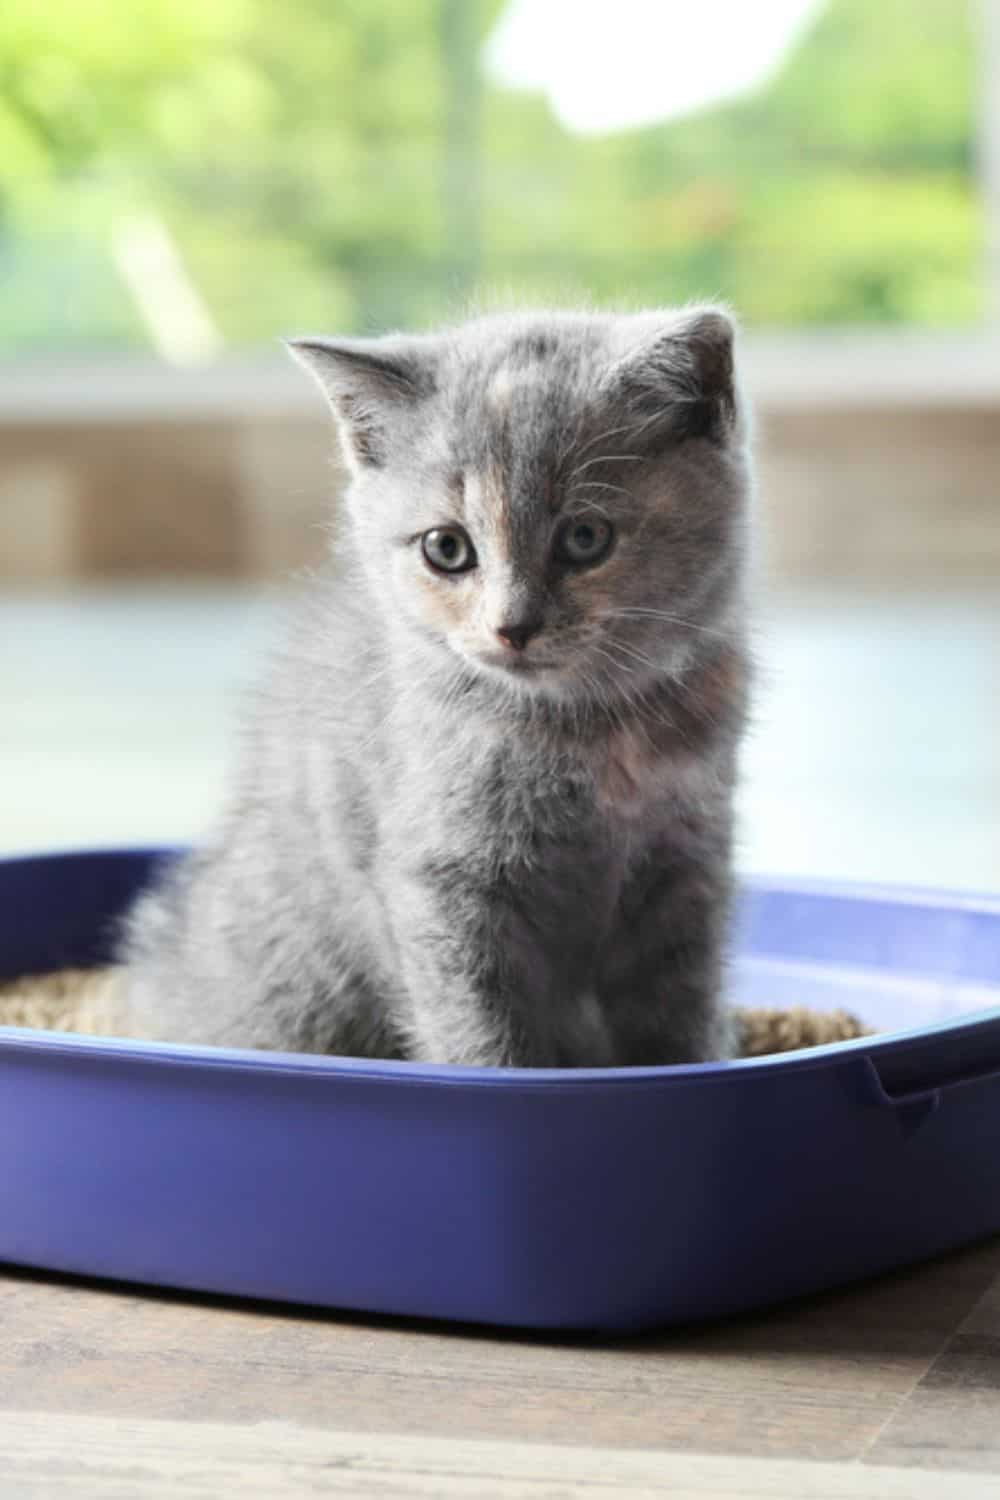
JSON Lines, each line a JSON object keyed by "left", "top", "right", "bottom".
{"left": 3, "top": 1237, "right": 1000, "bottom": 1497}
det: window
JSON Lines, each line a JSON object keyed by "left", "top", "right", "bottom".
{"left": 0, "top": 0, "right": 989, "bottom": 359}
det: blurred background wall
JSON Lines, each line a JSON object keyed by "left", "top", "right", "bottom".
{"left": 2, "top": 0, "right": 998, "bottom": 886}
{"left": 3, "top": 335, "right": 1000, "bottom": 584}
{"left": 1, "top": 0, "right": 999, "bottom": 585}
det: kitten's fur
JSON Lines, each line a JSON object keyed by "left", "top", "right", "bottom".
{"left": 122, "top": 307, "right": 752, "bottom": 1066}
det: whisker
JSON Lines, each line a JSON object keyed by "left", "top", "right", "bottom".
{"left": 565, "top": 452, "right": 644, "bottom": 483}
{"left": 566, "top": 480, "right": 634, "bottom": 501}
{"left": 630, "top": 404, "right": 674, "bottom": 438}
{"left": 590, "top": 655, "right": 663, "bottom": 752}
{"left": 590, "top": 644, "right": 635, "bottom": 677}
{"left": 571, "top": 421, "right": 642, "bottom": 462}
{"left": 601, "top": 639, "right": 663, "bottom": 673}
{"left": 602, "top": 607, "right": 730, "bottom": 640}
{"left": 564, "top": 498, "right": 614, "bottom": 523}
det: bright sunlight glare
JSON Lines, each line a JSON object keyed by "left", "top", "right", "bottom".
{"left": 484, "top": 0, "right": 823, "bottom": 134}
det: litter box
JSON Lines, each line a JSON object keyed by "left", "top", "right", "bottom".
{"left": 2, "top": 846, "right": 1000, "bottom": 1333}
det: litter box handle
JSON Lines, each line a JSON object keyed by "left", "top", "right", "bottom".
{"left": 852, "top": 1030, "right": 1000, "bottom": 1138}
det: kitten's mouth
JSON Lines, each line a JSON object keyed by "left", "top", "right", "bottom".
{"left": 478, "top": 649, "right": 556, "bottom": 677}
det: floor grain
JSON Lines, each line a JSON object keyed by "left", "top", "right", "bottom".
{"left": 3, "top": 1414, "right": 1000, "bottom": 1500}
{"left": 3, "top": 1236, "right": 1000, "bottom": 1492}
{"left": 863, "top": 1268, "right": 1000, "bottom": 1473}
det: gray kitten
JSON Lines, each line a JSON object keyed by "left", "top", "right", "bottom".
{"left": 121, "top": 306, "right": 752, "bottom": 1066}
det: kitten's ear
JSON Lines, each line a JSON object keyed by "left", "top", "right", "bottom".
{"left": 286, "top": 335, "right": 438, "bottom": 471}
{"left": 609, "top": 306, "right": 738, "bottom": 443}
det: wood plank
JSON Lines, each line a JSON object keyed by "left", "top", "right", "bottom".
{"left": 3, "top": 1238, "right": 1000, "bottom": 1464}
{"left": 863, "top": 1264, "right": 1000, "bottom": 1472}
{"left": 3, "top": 1413, "right": 1000, "bottom": 1500}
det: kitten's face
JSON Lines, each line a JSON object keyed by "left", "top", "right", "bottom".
{"left": 291, "top": 309, "right": 749, "bottom": 700}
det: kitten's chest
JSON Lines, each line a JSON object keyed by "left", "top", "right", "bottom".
{"left": 595, "top": 724, "right": 671, "bottom": 819}
{"left": 385, "top": 714, "right": 719, "bottom": 962}
{"left": 401, "top": 714, "right": 693, "bottom": 863}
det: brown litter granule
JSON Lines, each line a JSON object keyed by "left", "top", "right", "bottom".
{"left": 0, "top": 966, "right": 128, "bottom": 1037}
{"left": 734, "top": 1004, "right": 872, "bottom": 1056}
{"left": 0, "top": 968, "right": 872, "bottom": 1057}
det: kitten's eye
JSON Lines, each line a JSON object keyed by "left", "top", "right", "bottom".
{"left": 555, "top": 517, "right": 614, "bottom": 566}
{"left": 421, "top": 526, "right": 477, "bottom": 574}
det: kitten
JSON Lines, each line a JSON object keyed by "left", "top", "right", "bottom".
{"left": 121, "top": 307, "right": 753, "bottom": 1066}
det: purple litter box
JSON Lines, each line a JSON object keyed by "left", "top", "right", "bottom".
{"left": 1, "top": 847, "right": 999, "bottom": 1332}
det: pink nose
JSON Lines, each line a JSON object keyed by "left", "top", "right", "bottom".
{"left": 495, "top": 619, "right": 542, "bottom": 651}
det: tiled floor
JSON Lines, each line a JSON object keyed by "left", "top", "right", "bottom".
{"left": 3, "top": 581, "right": 999, "bottom": 890}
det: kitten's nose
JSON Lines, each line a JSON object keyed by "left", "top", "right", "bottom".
{"left": 495, "top": 618, "right": 543, "bottom": 652}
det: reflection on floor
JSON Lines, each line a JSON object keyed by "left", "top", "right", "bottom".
{"left": 2, "top": 582, "right": 998, "bottom": 891}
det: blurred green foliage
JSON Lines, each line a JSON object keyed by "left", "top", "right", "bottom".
{"left": 0, "top": 0, "right": 981, "bottom": 353}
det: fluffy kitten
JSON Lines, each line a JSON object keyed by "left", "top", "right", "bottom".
{"left": 121, "top": 307, "right": 752, "bottom": 1066}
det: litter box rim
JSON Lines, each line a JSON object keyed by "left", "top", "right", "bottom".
{"left": 1, "top": 844, "right": 998, "bottom": 1090}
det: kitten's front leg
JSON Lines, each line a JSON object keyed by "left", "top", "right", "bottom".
{"left": 388, "top": 863, "right": 553, "bottom": 1067}
{"left": 600, "top": 856, "right": 736, "bottom": 1065}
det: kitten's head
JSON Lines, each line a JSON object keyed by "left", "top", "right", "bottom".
{"left": 289, "top": 307, "right": 750, "bottom": 700}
